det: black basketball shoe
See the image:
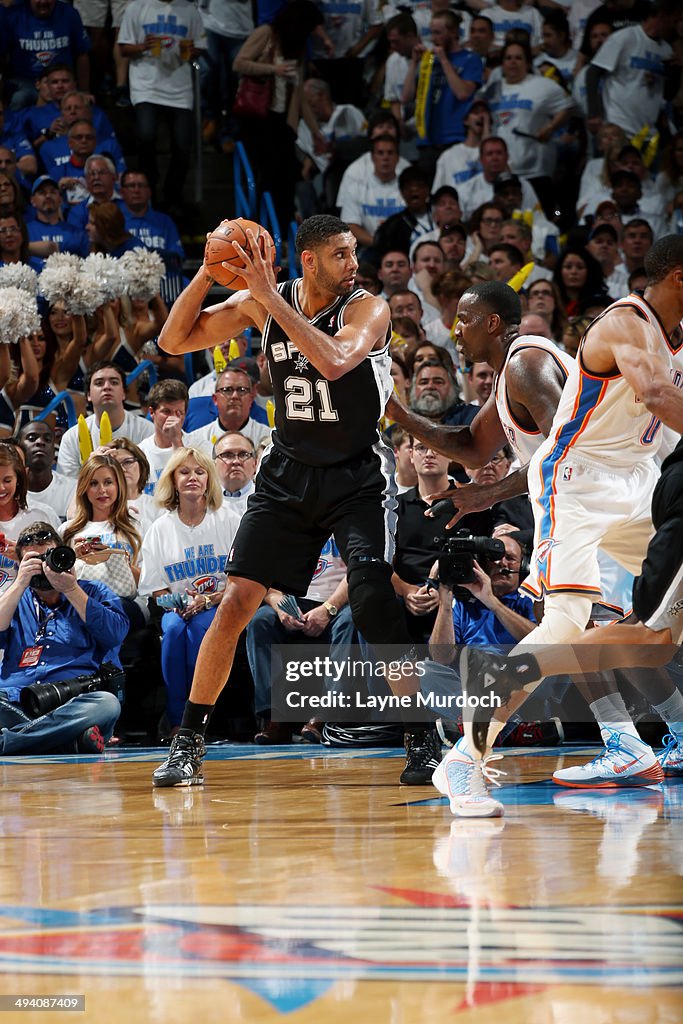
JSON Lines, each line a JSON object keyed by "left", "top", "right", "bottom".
{"left": 400, "top": 728, "right": 443, "bottom": 785}
{"left": 152, "top": 730, "right": 206, "bottom": 787}
{"left": 459, "top": 647, "right": 541, "bottom": 755}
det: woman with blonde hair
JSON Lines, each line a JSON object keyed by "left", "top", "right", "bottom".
{"left": 140, "top": 448, "right": 240, "bottom": 735}
{"left": 62, "top": 454, "right": 143, "bottom": 626}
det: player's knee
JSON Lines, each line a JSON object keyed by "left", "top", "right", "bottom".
{"left": 519, "top": 593, "right": 592, "bottom": 645}
{"left": 347, "top": 558, "right": 407, "bottom": 647}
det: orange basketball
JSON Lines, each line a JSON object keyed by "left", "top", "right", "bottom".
{"left": 203, "top": 218, "right": 276, "bottom": 289}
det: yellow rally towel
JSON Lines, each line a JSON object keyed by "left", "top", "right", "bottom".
{"left": 266, "top": 400, "right": 276, "bottom": 428}
{"left": 99, "top": 411, "right": 112, "bottom": 446}
{"left": 213, "top": 345, "right": 227, "bottom": 373}
{"left": 507, "top": 261, "right": 535, "bottom": 293}
{"left": 77, "top": 415, "right": 93, "bottom": 464}
{"left": 415, "top": 51, "right": 434, "bottom": 140}
{"left": 227, "top": 339, "right": 241, "bottom": 360}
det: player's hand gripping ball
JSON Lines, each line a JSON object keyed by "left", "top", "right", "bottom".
{"left": 204, "top": 218, "right": 276, "bottom": 289}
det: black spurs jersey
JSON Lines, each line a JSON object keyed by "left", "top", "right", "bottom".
{"left": 262, "top": 279, "right": 393, "bottom": 467}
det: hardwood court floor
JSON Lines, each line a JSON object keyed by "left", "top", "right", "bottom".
{"left": 0, "top": 744, "right": 682, "bottom": 1023}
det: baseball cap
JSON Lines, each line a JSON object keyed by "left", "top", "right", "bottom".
{"left": 227, "top": 356, "right": 260, "bottom": 384}
{"left": 493, "top": 172, "right": 522, "bottom": 193}
{"left": 588, "top": 222, "right": 618, "bottom": 242}
{"left": 31, "top": 175, "right": 59, "bottom": 195}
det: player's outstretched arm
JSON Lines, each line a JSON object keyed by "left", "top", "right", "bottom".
{"left": 158, "top": 267, "right": 259, "bottom": 356}
{"left": 424, "top": 465, "right": 531, "bottom": 530}
{"left": 387, "top": 391, "right": 507, "bottom": 466}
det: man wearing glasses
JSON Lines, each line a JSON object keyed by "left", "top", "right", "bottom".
{"left": 0, "top": 523, "right": 126, "bottom": 755}
{"left": 186, "top": 367, "right": 271, "bottom": 456}
{"left": 213, "top": 432, "right": 257, "bottom": 518}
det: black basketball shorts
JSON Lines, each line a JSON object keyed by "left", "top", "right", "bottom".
{"left": 632, "top": 455, "right": 683, "bottom": 643}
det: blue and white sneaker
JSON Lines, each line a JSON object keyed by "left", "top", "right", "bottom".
{"left": 553, "top": 729, "right": 664, "bottom": 789}
{"left": 659, "top": 733, "right": 683, "bottom": 776}
{"left": 432, "top": 736, "right": 505, "bottom": 817}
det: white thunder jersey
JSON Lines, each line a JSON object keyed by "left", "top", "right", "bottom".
{"left": 494, "top": 334, "right": 574, "bottom": 465}
{"left": 543, "top": 294, "right": 683, "bottom": 469}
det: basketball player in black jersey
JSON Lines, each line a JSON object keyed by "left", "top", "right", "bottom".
{"left": 152, "top": 215, "right": 442, "bottom": 787}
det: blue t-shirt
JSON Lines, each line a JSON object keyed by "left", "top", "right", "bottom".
{"left": 424, "top": 48, "right": 483, "bottom": 146}
{"left": 26, "top": 218, "right": 89, "bottom": 258}
{"left": 451, "top": 591, "right": 534, "bottom": 647}
{"left": 40, "top": 132, "right": 126, "bottom": 177}
{"left": 6, "top": 0, "right": 91, "bottom": 81}
{"left": 0, "top": 129, "right": 33, "bottom": 162}
{"left": 123, "top": 206, "right": 185, "bottom": 259}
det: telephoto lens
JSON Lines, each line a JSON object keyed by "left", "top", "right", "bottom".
{"left": 43, "top": 545, "right": 76, "bottom": 573}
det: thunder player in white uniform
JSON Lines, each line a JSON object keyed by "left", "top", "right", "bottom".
{"left": 459, "top": 236, "right": 683, "bottom": 793}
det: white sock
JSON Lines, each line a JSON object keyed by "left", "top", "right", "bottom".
{"left": 590, "top": 693, "right": 641, "bottom": 745}
{"left": 652, "top": 689, "right": 683, "bottom": 741}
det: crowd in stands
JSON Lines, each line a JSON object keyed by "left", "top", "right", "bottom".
{"left": 0, "top": 0, "right": 681, "bottom": 752}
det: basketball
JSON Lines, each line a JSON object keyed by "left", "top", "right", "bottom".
{"left": 203, "top": 218, "right": 276, "bottom": 289}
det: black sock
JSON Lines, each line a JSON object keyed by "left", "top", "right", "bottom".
{"left": 507, "top": 652, "right": 542, "bottom": 686}
{"left": 181, "top": 700, "right": 214, "bottom": 735}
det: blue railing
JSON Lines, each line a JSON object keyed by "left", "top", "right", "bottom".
{"left": 126, "top": 359, "right": 158, "bottom": 388}
{"left": 36, "top": 391, "right": 77, "bottom": 428}
{"left": 288, "top": 220, "right": 300, "bottom": 279}
{"left": 234, "top": 141, "right": 256, "bottom": 220}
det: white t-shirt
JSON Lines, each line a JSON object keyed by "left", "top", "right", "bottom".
{"left": 199, "top": 0, "right": 253, "bottom": 40}
{"left": 591, "top": 25, "right": 672, "bottom": 138}
{"left": 139, "top": 504, "right": 239, "bottom": 597}
{"left": 336, "top": 152, "right": 410, "bottom": 211}
{"left": 486, "top": 3, "right": 543, "bottom": 48}
{"left": 296, "top": 104, "right": 366, "bottom": 174}
{"left": 118, "top": 0, "right": 207, "bottom": 110}
{"left": 0, "top": 507, "right": 61, "bottom": 594}
{"left": 340, "top": 174, "right": 405, "bottom": 237}
{"left": 186, "top": 416, "right": 271, "bottom": 456}
{"left": 432, "top": 141, "right": 482, "bottom": 192}
{"left": 138, "top": 434, "right": 189, "bottom": 495}
{"left": 27, "top": 472, "right": 76, "bottom": 521}
{"left": 534, "top": 48, "right": 578, "bottom": 85}
{"left": 57, "top": 411, "right": 155, "bottom": 479}
{"left": 127, "top": 493, "right": 158, "bottom": 537}
{"left": 305, "top": 536, "right": 346, "bottom": 603}
{"left": 485, "top": 74, "right": 573, "bottom": 179}
{"left": 60, "top": 518, "right": 141, "bottom": 565}
{"left": 458, "top": 171, "right": 539, "bottom": 221}
{"left": 313, "top": 0, "right": 382, "bottom": 59}
{"left": 188, "top": 370, "right": 216, "bottom": 399}
{"left": 384, "top": 51, "right": 410, "bottom": 104}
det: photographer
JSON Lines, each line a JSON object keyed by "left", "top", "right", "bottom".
{"left": 0, "top": 522, "right": 127, "bottom": 754}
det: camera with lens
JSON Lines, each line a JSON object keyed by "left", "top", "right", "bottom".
{"left": 19, "top": 662, "right": 125, "bottom": 719}
{"left": 436, "top": 530, "right": 505, "bottom": 599}
{"left": 30, "top": 545, "right": 76, "bottom": 591}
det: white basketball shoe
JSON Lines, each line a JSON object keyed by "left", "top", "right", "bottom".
{"left": 553, "top": 729, "right": 664, "bottom": 788}
{"left": 432, "top": 736, "right": 505, "bottom": 817}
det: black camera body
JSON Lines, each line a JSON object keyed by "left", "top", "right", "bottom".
{"left": 19, "top": 662, "right": 125, "bottom": 719}
{"left": 30, "top": 545, "right": 76, "bottom": 591}
{"left": 437, "top": 530, "right": 505, "bottom": 598}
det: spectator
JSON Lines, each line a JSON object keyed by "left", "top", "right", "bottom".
{"left": 0, "top": 99, "right": 36, "bottom": 180}
{"left": 402, "top": 10, "right": 484, "bottom": 180}
{"left": 525, "top": 278, "right": 568, "bottom": 341}
{"left": 72, "top": 0, "right": 133, "bottom": 109}
{"left": 432, "top": 97, "right": 490, "bottom": 192}
{"left": 438, "top": 223, "right": 467, "bottom": 266}
{"left": 247, "top": 536, "right": 355, "bottom": 744}
{"left": 389, "top": 425, "right": 417, "bottom": 493}
{"left": 340, "top": 134, "right": 404, "bottom": 251}
{"left": 355, "top": 261, "right": 381, "bottom": 295}
{"left": 5, "top": 0, "right": 91, "bottom": 111}
{"left": 553, "top": 246, "right": 610, "bottom": 318}
{"left": 296, "top": 78, "right": 365, "bottom": 179}
{"left": 26, "top": 176, "right": 89, "bottom": 261}
{"left": 406, "top": 342, "right": 453, "bottom": 379}
{"left": 467, "top": 14, "right": 495, "bottom": 62}
{"left": 19, "top": 420, "right": 75, "bottom": 520}
{"left": 138, "top": 379, "right": 189, "bottom": 494}
{"left": 482, "top": 39, "right": 573, "bottom": 215}
{"left": 105, "top": 438, "right": 156, "bottom": 537}
{"left": 620, "top": 218, "right": 654, "bottom": 276}
{"left": 374, "top": 166, "right": 434, "bottom": 256}
{"left": 607, "top": 169, "right": 667, "bottom": 240}
{"left": 487, "top": 242, "right": 524, "bottom": 282}
{"left": 185, "top": 367, "right": 271, "bottom": 454}
{"left": 586, "top": 1, "right": 677, "bottom": 140}
{"left": 0, "top": 214, "right": 42, "bottom": 271}
{"left": 468, "top": 361, "right": 495, "bottom": 406}
{"left": 535, "top": 9, "right": 577, "bottom": 85}
{"left": 495, "top": 175, "right": 560, "bottom": 266}
{"left": 424, "top": 268, "right": 470, "bottom": 356}
{"left": 61, "top": 454, "right": 143, "bottom": 626}
{"left": 21, "top": 64, "right": 77, "bottom": 147}
{"left": 384, "top": 13, "right": 420, "bottom": 130}
{"left": 139, "top": 447, "right": 240, "bottom": 735}
{"left": 463, "top": 200, "right": 505, "bottom": 265}
{"left": 409, "top": 359, "right": 477, "bottom": 427}
{"left": 519, "top": 312, "right": 554, "bottom": 340}
{"left": 576, "top": 122, "right": 628, "bottom": 218}
{"left": 118, "top": 0, "right": 206, "bottom": 215}
{"left": 0, "top": 445, "right": 62, "bottom": 593}
{"left": 335, "top": 113, "right": 409, "bottom": 213}
{"left": 389, "top": 352, "right": 413, "bottom": 410}
{"left": 57, "top": 361, "right": 154, "bottom": 478}
{"left": 199, "top": 0, "right": 254, "bottom": 151}
{"left": 231, "top": 0, "right": 324, "bottom": 229}
{"left": 186, "top": 338, "right": 252, "bottom": 401}
{"left": 430, "top": 185, "right": 464, "bottom": 234}
{"left": 213, "top": 431, "right": 257, "bottom": 517}
{"left": 388, "top": 289, "right": 424, "bottom": 328}
{"left": 573, "top": 16, "right": 613, "bottom": 122}
{"left": 656, "top": 130, "right": 683, "bottom": 210}
{"left": 409, "top": 239, "right": 446, "bottom": 314}
{"left": 587, "top": 222, "right": 630, "bottom": 298}
{"left": 43, "top": 302, "right": 89, "bottom": 408}
{"left": 43, "top": 120, "right": 98, "bottom": 202}
{"left": 40, "top": 90, "right": 125, "bottom": 175}
{"left": 0, "top": 521, "right": 124, "bottom": 755}
{"left": 86, "top": 201, "right": 142, "bottom": 258}
{"left": 0, "top": 173, "right": 23, "bottom": 221}
{"left": 485, "top": 0, "right": 543, "bottom": 50}
{"left": 66, "top": 154, "right": 122, "bottom": 231}
{"left": 377, "top": 250, "right": 411, "bottom": 298}
{"left": 458, "top": 136, "right": 528, "bottom": 220}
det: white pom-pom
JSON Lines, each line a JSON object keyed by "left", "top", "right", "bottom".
{"left": 43, "top": 252, "right": 83, "bottom": 273}
{"left": 83, "top": 253, "right": 127, "bottom": 302}
{"left": 119, "top": 247, "right": 166, "bottom": 301}
{"left": 0, "top": 287, "right": 41, "bottom": 345}
{"left": 39, "top": 263, "right": 104, "bottom": 314}
{"left": 0, "top": 263, "right": 39, "bottom": 295}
